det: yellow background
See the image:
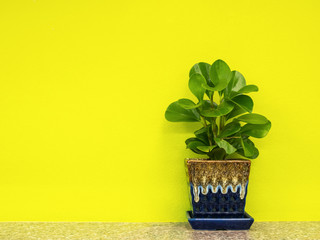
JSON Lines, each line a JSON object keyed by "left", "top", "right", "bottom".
{"left": 0, "top": 0, "right": 319, "bottom": 221}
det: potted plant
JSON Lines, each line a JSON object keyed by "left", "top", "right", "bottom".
{"left": 165, "top": 59, "right": 271, "bottom": 230}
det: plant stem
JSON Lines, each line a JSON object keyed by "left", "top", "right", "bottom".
{"left": 210, "top": 93, "right": 214, "bottom": 107}
{"left": 217, "top": 94, "right": 223, "bottom": 135}
{"left": 201, "top": 116, "right": 213, "bottom": 146}
{"left": 223, "top": 136, "right": 241, "bottom": 139}
{"left": 212, "top": 119, "right": 217, "bottom": 139}
{"left": 210, "top": 93, "right": 217, "bottom": 140}
{"left": 220, "top": 115, "right": 225, "bottom": 133}
{"left": 201, "top": 116, "right": 208, "bottom": 128}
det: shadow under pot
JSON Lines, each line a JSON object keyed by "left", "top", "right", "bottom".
{"left": 186, "top": 159, "right": 251, "bottom": 218}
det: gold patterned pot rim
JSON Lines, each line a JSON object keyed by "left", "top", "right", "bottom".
{"left": 186, "top": 158, "right": 251, "bottom": 202}
{"left": 185, "top": 159, "right": 251, "bottom": 163}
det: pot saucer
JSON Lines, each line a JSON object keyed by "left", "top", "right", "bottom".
{"left": 187, "top": 211, "right": 254, "bottom": 230}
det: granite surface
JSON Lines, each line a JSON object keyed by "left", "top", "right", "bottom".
{"left": 0, "top": 221, "right": 319, "bottom": 240}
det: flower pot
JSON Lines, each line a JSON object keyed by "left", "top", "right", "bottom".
{"left": 185, "top": 159, "right": 251, "bottom": 218}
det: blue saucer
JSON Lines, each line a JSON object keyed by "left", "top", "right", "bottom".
{"left": 187, "top": 211, "right": 254, "bottom": 230}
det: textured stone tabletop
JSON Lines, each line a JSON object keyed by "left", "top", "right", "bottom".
{"left": 0, "top": 222, "right": 319, "bottom": 240}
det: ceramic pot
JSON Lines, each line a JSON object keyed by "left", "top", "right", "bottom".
{"left": 185, "top": 159, "right": 251, "bottom": 218}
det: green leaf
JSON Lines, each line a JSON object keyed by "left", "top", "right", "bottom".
{"left": 214, "top": 138, "right": 237, "bottom": 154}
{"left": 219, "top": 122, "right": 241, "bottom": 138}
{"left": 226, "top": 105, "right": 246, "bottom": 120}
{"left": 194, "top": 127, "right": 207, "bottom": 135}
{"left": 200, "top": 100, "right": 218, "bottom": 111}
{"left": 201, "top": 82, "right": 216, "bottom": 91}
{"left": 177, "top": 98, "right": 202, "bottom": 109}
{"left": 236, "top": 113, "right": 268, "bottom": 124}
{"left": 238, "top": 85, "right": 258, "bottom": 94}
{"left": 185, "top": 138, "right": 207, "bottom": 154}
{"left": 225, "top": 71, "right": 246, "bottom": 97}
{"left": 230, "top": 95, "right": 253, "bottom": 113}
{"left": 197, "top": 145, "right": 217, "bottom": 152}
{"left": 249, "top": 147, "right": 259, "bottom": 159}
{"left": 209, "top": 59, "right": 232, "bottom": 91}
{"left": 201, "top": 101, "right": 234, "bottom": 117}
{"left": 230, "top": 85, "right": 259, "bottom": 98}
{"left": 195, "top": 131, "right": 210, "bottom": 145}
{"left": 202, "top": 81, "right": 230, "bottom": 92}
{"left": 241, "top": 121, "right": 271, "bottom": 138}
{"left": 225, "top": 152, "right": 248, "bottom": 160}
{"left": 185, "top": 137, "right": 202, "bottom": 145}
{"left": 165, "top": 101, "right": 200, "bottom": 122}
{"left": 237, "top": 138, "right": 259, "bottom": 159}
{"left": 194, "top": 125, "right": 213, "bottom": 146}
{"left": 208, "top": 148, "right": 226, "bottom": 160}
{"left": 241, "top": 138, "right": 255, "bottom": 157}
{"left": 189, "top": 73, "right": 206, "bottom": 102}
{"left": 189, "top": 62, "right": 214, "bottom": 98}
{"left": 227, "top": 137, "right": 242, "bottom": 150}
{"left": 189, "top": 62, "right": 210, "bottom": 80}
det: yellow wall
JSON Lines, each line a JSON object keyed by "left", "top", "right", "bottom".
{"left": 0, "top": 0, "right": 319, "bottom": 221}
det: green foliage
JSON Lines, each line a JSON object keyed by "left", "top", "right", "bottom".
{"left": 165, "top": 59, "right": 271, "bottom": 160}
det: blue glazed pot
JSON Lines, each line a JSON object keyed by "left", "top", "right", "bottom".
{"left": 186, "top": 159, "right": 251, "bottom": 218}
{"left": 190, "top": 183, "right": 248, "bottom": 218}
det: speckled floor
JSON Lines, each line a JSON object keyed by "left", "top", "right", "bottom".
{"left": 0, "top": 222, "right": 319, "bottom": 240}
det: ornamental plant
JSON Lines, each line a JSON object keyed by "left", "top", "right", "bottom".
{"left": 165, "top": 59, "right": 271, "bottom": 160}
